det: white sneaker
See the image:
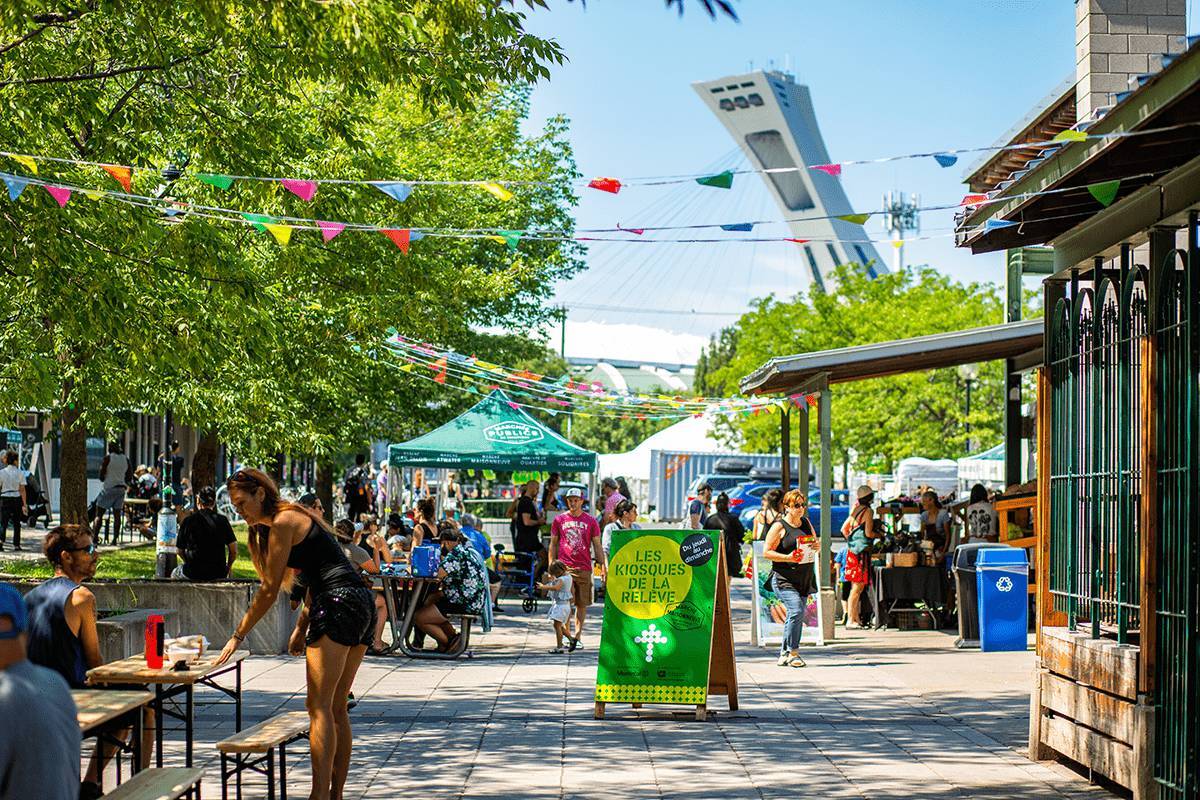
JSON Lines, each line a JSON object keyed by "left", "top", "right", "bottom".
{"left": 777, "top": 653, "right": 790, "bottom": 666}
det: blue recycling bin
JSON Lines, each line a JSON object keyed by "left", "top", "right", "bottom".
{"left": 976, "top": 547, "right": 1029, "bottom": 652}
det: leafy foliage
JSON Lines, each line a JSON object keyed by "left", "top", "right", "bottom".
{"left": 699, "top": 265, "right": 1017, "bottom": 472}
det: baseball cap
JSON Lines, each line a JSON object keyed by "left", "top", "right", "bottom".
{"left": 0, "top": 583, "right": 27, "bottom": 640}
{"left": 564, "top": 487, "right": 583, "bottom": 498}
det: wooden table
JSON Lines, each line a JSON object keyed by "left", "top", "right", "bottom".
{"left": 73, "top": 689, "right": 154, "bottom": 789}
{"left": 87, "top": 650, "right": 248, "bottom": 768}
{"left": 378, "top": 574, "right": 469, "bottom": 660}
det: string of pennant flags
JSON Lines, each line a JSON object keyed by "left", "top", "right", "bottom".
{"left": 1, "top": 120, "right": 1194, "bottom": 200}
{"left": 384, "top": 334, "right": 818, "bottom": 420}
{"left": 0, "top": 163, "right": 1164, "bottom": 254}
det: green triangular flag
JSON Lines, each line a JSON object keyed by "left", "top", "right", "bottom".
{"left": 696, "top": 170, "right": 734, "bottom": 189}
{"left": 241, "top": 212, "right": 271, "bottom": 233}
{"left": 483, "top": 469, "right": 496, "bottom": 480}
{"left": 837, "top": 213, "right": 871, "bottom": 225}
{"left": 497, "top": 230, "right": 522, "bottom": 252}
{"left": 1087, "top": 179, "right": 1120, "bottom": 207}
{"left": 198, "top": 173, "right": 236, "bottom": 191}
{"left": 467, "top": 385, "right": 478, "bottom": 394}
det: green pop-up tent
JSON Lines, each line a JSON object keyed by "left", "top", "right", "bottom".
{"left": 389, "top": 389, "right": 597, "bottom": 472}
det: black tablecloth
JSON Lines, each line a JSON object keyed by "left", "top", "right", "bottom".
{"left": 876, "top": 565, "right": 945, "bottom": 606}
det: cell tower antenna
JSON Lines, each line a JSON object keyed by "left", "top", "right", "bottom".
{"left": 881, "top": 191, "right": 920, "bottom": 271}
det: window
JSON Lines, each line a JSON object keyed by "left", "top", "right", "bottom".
{"left": 709, "top": 87, "right": 725, "bottom": 94}
{"left": 826, "top": 243, "right": 842, "bottom": 268}
{"left": 743, "top": 130, "right": 814, "bottom": 210}
{"left": 748, "top": 93, "right": 764, "bottom": 106}
{"left": 740, "top": 81, "right": 755, "bottom": 87}
{"left": 719, "top": 98, "right": 734, "bottom": 111}
{"left": 803, "top": 245, "right": 819, "bottom": 275}
{"left": 734, "top": 95, "right": 749, "bottom": 108}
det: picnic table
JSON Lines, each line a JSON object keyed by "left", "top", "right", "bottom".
{"left": 378, "top": 574, "right": 470, "bottom": 660}
{"left": 87, "top": 650, "right": 248, "bottom": 768}
{"left": 73, "top": 688, "right": 154, "bottom": 789}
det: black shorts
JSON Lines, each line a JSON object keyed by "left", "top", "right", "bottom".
{"left": 436, "top": 597, "right": 472, "bottom": 617}
{"left": 306, "top": 585, "right": 374, "bottom": 648}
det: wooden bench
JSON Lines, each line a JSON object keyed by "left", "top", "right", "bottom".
{"left": 101, "top": 767, "right": 203, "bottom": 800}
{"left": 216, "top": 711, "right": 310, "bottom": 800}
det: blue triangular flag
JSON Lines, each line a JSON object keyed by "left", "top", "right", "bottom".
{"left": 409, "top": 230, "right": 426, "bottom": 242}
{"left": 720, "top": 222, "right": 754, "bottom": 232}
{"left": 1, "top": 173, "right": 29, "bottom": 201}
{"left": 933, "top": 153, "right": 958, "bottom": 168}
{"left": 984, "top": 218, "right": 1018, "bottom": 231}
{"left": 374, "top": 182, "right": 414, "bottom": 203}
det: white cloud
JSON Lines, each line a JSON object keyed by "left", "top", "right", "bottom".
{"left": 542, "top": 319, "right": 708, "bottom": 365}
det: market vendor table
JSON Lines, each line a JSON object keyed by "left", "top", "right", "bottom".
{"left": 378, "top": 574, "right": 470, "bottom": 660}
{"left": 87, "top": 650, "right": 247, "bottom": 768}
{"left": 74, "top": 688, "right": 153, "bottom": 789}
{"left": 872, "top": 565, "right": 946, "bottom": 629}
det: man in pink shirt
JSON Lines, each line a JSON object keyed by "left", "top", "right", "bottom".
{"left": 599, "top": 477, "right": 626, "bottom": 528}
{"left": 550, "top": 487, "right": 604, "bottom": 649}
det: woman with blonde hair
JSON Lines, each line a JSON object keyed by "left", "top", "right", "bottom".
{"left": 216, "top": 468, "right": 371, "bottom": 800}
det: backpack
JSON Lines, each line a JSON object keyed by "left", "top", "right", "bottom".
{"left": 345, "top": 468, "right": 365, "bottom": 498}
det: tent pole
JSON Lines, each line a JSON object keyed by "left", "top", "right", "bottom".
{"left": 780, "top": 408, "right": 791, "bottom": 490}
{"left": 817, "top": 374, "right": 835, "bottom": 643}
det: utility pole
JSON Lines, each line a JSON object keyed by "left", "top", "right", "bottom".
{"left": 881, "top": 191, "right": 920, "bottom": 272}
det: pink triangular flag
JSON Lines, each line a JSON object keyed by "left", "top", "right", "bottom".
{"left": 617, "top": 223, "right": 645, "bottom": 235}
{"left": 317, "top": 220, "right": 345, "bottom": 242}
{"left": 44, "top": 185, "right": 71, "bottom": 207}
{"left": 280, "top": 179, "right": 318, "bottom": 202}
{"left": 812, "top": 163, "right": 842, "bottom": 177}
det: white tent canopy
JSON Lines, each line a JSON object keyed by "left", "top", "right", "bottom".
{"left": 596, "top": 416, "right": 723, "bottom": 482}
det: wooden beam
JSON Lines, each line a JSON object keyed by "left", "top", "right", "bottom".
{"left": 1036, "top": 367, "right": 1066, "bottom": 652}
{"left": 780, "top": 407, "right": 790, "bottom": 491}
{"left": 1041, "top": 627, "right": 1139, "bottom": 701}
{"left": 1042, "top": 713, "right": 1135, "bottom": 790}
{"left": 1040, "top": 671, "right": 1136, "bottom": 743}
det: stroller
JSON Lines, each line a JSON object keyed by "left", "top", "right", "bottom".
{"left": 22, "top": 474, "right": 51, "bottom": 530}
{"left": 493, "top": 544, "right": 539, "bottom": 613}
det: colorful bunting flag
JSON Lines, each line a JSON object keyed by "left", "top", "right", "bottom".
{"left": 785, "top": 238, "right": 810, "bottom": 244}
{"left": 696, "top": 170, "right": 733, "bottom": 189}
{"left": 480, "top": 181, "right": 514, "bottom": 201}
{"left": 806, "top": 394, "right": 818, "bottom": 408}
{"left": 1087, "top": 179, "right": 1120, "bottom": 207}
{"left": 892, "top": 240, "right": 904, "bottom": 249}
{"left": 241, "top": 212, "right": 271, "bottom": 233}
{"left": 83, "top": 189, "right": 105, "bottom": 201}
{"left": 101, "top": 165, "right": 132, "bottom": 192}
{"left": 263, "top": 223, "right": 293, "bottom": 247}
{"left": 933, "top": 153, "right": 958, "bottom": 168}
{"left": 1053, "top": 129, "right": 1088, "bottom": 143}
{"left": 490, "top": 230, "right": 522, "bottom": 251}
{"left": 317, "top": 220, "right": 345, "bottom": 242}
{"left": 812, "top": 163, "right": 842, "bottom": 177}
{"left": 280, "top": 179, "right": 318, "bottom": 202}
{"left": 837, "top": 213, "right": 871, "bottom": 225}
{"left": 617, "top": 223, "right": 645, "bottom": 235}
{"left": 380, "top": 228, "right": 411, "bottom": 254}
{"left": 43, "top": 185, "right": 71, "bottom": 208}
{"left": 960, "top": 193, "right": 988, "bottom": 206}
{"left": 720, "top": 222, "right": 754, "bottom": 232}
{"left": 399, "top": 363, "right": 415, "bottom": 372}
{"left": 1, "top": 174, "right": 28, "bottom": 200}
{"left": 588, "top": 177, "right": 622, "bottom": 194}
{"left": 197, "top": 173, "right": 236, "bottom": 191}
{"left": 8, "top": 155, "right": 37, "bottom": 174}
{"left": 431, "top": 357, "right": 447, "bottom": 384}
{"left": 374, "top": 182, "right": 413, "bottom": 203}
{"left": 984, "top": 218, "right": 1018, "bottom": 231}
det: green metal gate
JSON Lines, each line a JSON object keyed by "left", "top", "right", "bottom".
{"left": 1153, "top": 243, "right": 1199, "bottom": 800}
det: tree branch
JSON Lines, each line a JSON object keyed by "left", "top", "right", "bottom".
{"left": 0, "top": 46, "right": 215, "bottom": 88}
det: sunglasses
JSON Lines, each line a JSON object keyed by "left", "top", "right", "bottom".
{"left": 67, "top": 543, "right": 97, "bottom": 556}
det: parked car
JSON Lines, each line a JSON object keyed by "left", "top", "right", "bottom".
{"left": 685, "top": 473, "right": 751, "bottom": 506}
{"left": 736, "top": 487, "right": 851, "bottom": 536}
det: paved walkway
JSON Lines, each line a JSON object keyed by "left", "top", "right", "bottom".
{"left": 152, "top": 583, "right": 1116, "bottom": 799}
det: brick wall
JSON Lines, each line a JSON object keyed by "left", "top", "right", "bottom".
{"left": 1075, "top": 0, "right": 1187, "bottom": 120}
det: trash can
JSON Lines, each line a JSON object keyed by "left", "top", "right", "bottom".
{"left": 953, "top": 543, "right": 1012, "bottom": 648}
{"left": 976, "top": 547, "right": 1029, "bottom": 652}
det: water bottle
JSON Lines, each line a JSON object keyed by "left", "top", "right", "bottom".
{"left": 145, "top": 614, "right": 164, "bottom": 668}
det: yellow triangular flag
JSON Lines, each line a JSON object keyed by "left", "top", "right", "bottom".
{"left": 892, "top": 239, "right": 904, "bottom": 248}
{"left": 264, "top": 223, "right": 292, "bottom": 247}
{"left": 1053, "top": 129, "right": 1088, "bottom": 143}
{"left": 399, "top": 363, "right": 415, "bottom": 372}
{"left": 480, "top": 182, "right": 513, "bottom": 202}
{"left": 9, "top": 154, "right": 37, "bottom": 174}
{"left": 84, "top": 189, "right": 105, "bottom": 201}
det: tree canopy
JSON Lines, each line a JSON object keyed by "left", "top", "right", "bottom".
{"left": 695, "top": 264, "right": 1014, "bottom": 472}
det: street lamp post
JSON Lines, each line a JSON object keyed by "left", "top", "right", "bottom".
{"left": 958, "top": 363, "right": 979, "bottom": 454}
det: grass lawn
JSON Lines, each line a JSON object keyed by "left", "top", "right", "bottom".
{"left": 0, "top": 524, "right": 260, "bottom": 581}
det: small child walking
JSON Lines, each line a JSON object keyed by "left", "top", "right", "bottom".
{"left": 536, "top": 560, "right": 574, "bottom": 653}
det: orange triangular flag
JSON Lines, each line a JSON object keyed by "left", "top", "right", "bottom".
{"left": 430, "top": 357, "right": 447, "bottom": 384}
{"left": 102, "top": 165, "right": 132, "bottom": 192}
{"left": 380, "top": 228, "right": 411, "bottom": 255}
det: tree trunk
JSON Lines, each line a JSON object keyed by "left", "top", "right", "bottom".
{"left": 59, "top": 409, "right": 88, "bottom": 525}
{"left": 316, "top": 456, "right": 334, "bottom": 523}
{"left": 191, "top": 430, "right": 220, "bottom": 494}
{"left": 267, "top": 452, "right": 285, "bottom": 485}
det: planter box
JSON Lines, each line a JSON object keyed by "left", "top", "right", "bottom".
{"left": 5, "top": 578, "right": 298, "bottom": 656}
{"left": 96, "top": 609, "right": 179, "bottom": 664}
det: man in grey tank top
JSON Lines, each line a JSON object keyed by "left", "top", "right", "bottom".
{"left": 95, "top": 442, "right": 132, "bottom": 545}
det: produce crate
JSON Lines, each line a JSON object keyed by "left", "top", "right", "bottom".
{"left": 892, "top": 552, "right": 919, "bottom": 568}
{"left": 893, "top": 608, "right": 936, "bottom": 631}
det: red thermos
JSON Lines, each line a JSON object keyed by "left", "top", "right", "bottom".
{"left": 145, "top": 614, "right": 164, "bottom": 669}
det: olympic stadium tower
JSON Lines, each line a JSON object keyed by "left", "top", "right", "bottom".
{"left": 692, "top": 69, "right": 886, "bottom": 291}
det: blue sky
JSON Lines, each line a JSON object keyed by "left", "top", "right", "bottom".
{"left": 520, "top": 0, "right": 1198, "bottom": 357}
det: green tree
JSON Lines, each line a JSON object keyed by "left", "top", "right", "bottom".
{"left": 700, "top": 265, "right": 1016, "bottom": 472}
{"left": 0, "top": 2, "right": 575, "bottom": 520}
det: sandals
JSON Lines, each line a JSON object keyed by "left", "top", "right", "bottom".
{"left": 788, "top": 656, "right": 807, "bottom": 668}
{"left": 567, "top": 636, "right": 581, "bottom": 652}
{"left": 548, "top": 647, "right": 565, "bottom": 654}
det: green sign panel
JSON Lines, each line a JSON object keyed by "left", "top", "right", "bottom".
{"left": 595, "top": 528, "right": 720, "bottom": 706}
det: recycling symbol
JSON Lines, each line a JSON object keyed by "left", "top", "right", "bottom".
{"left": 996, "top": 576, "right": 1014, "bottom": 593}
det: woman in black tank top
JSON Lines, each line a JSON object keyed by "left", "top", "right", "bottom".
{"left": 217, "top": 468, "right": 371, "bottom": 800}
{"left": 764, "top": 488, "right": 818, "bottom": 668}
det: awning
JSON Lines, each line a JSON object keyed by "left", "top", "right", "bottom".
{"left": 388, "top": 389, "right": 597, "bottom": 472}
{"left": 739, "top": 319, "right": 1043, "bottom": 396}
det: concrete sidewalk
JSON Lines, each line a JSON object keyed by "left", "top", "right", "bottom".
{"left": 157, "top": 582, "right": 1117, "bottom": 799}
